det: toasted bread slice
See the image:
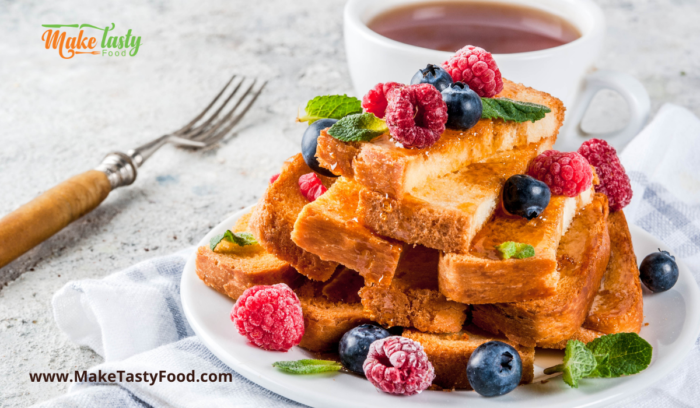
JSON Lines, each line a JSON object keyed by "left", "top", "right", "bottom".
{"left": 542, "top": 211, "right": 644, "bottom": 349}
{"left": 584, "top": 210, "right": 644, "bottom": 334}
{"left": 439, "top": 186, "right": 595, "bottom": 305}
{"left": 196, "top": 212, "right": 303, "bottom": 300}
{"left": 296, "top": 268, "right": 370, "bottom": 351}
{"left": 359, "top": 245, "right": 467, "bottom": 333}
{"left": 249, "top": 154, "right": 339, "bottom": 282}
{"left": 548, "top": 327, "right": 604, "bottom": 349}
{"left": 317, "top": 80, "right": 565, "bottom": 199}
{"left": 359, "top": 139, "right": 554, "bottom": 253}
{"left": 470, "top": 194, "right": 610, "bottom": 347}
{"left": 403, "top": 326, "right": 535, "bottom": 390}
{"left": 291, "top": 177, "right": 404, "bottom": 286}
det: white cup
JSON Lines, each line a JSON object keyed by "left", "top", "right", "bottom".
{"left": 344, "top": 0, "right": 650, "bottom": 151}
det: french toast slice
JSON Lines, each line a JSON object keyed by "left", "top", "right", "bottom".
{"left": 497, "top": 210, "right": 643, "bottom": 349}
{"left": 295, "top": 267, "right": 370, "bottom": 351}
{"left": 439, "top": 186, "right": 595, "bottom": 304}
{"left": 359, "top": 245, "right": 467, "bottom": 333}
{"left": 584, "top": 210, "right": 644, "bottom": 334}
{"left": 195, "top": 211, "right": 303, "bottom": 300}
{"left": 403, "top": 326, "right": 535, "bottom": 390}
{"left": 291, "top": 177, "right": 404, "bottom": 286}
{"left": 249, "top": 154, "right": 339, "bottom": 282}
{"left": 470, "top": 194, "right": 610, "bottom": 347}
{"left": 317, "top": 79, "right": 565, "bottom": 199}
{"left": 359, "top": 139, "right": 554, "bottom": 253}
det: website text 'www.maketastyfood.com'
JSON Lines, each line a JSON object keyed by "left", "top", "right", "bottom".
{"left": 29, "top": 370, "right": 233, "bottom": 386}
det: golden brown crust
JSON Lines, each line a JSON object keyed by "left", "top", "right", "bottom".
{"left": 548, "top": 211, "right": 645, "bottom": 350}
{"left": 471, "top": 194, "right": 611, "bottom": 348}
{"left": 316, "top": 133, "right": 360, "bottom": 178}
{"left": 195, "top": 212, "right": 303, "bottom": 300}
{"left": 291, "top": 177, "right": 404, "bottom": 286}
{"left": 359, "top": 246, "right": 467, "bottom": 333}
{"left": 316, "top": 79, "right": 565, "bottom": 199}
{"left": 295, "top": 271, "right": 369, "bottom": 351}
{"left": 438, "top": 188, "right": 594, "bottom": 305}
{"left": 548, "top": 327, "right": 604, "bottom": 349}
{"left": 403, "top": 326, "right": 535, "bottom": 390}
{"left": 298, "top": 298, "right": 369, "bottom": 351}
{"left": 360, "top": 189, "right": 476, "bottom": 253}
{"left": 583, "top": 210, "right": 644, "bottom": 334}
{"left": 249, "top": 154, "right": 339, "bottom": 281}
{"left": 358, "top": 140, "right": 555, "bottom": 253}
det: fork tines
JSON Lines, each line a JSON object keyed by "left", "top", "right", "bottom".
{"left": 174, "top": 75, "right": 267, "bottom": 147}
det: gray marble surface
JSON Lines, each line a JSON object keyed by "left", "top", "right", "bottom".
{"left": 0, "top": 0, "right": 698, "bottom": 406}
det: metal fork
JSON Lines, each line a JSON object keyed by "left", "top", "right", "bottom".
{"left": 0, "top": 75, "right": 267, "bottom": 269}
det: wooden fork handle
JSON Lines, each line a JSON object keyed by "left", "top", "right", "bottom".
{"left": 0, "top": 152, "right": 138, "bottom": 270}
{"left": 0, "top": 170, "right": 111, "bottom": 269}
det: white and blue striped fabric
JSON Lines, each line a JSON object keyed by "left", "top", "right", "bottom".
{"left": 38, "top": 249, "right": 301, "bottom": 408}
{"left": 37, "top": 104, "right": 700, "bottom": 408}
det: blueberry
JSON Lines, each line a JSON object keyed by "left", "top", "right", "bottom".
{"left": 301, "top": 118, "right": 339, "bottom": 178}
{"left": 410, "top": 64, "right": 453, "bottom": 92}
{"left": 503, "top": 175, "right": 551, "bottom": 220}
{"left": 639, "top": 250, "right": 679, "bottom": 293}
{"left": 441, "top": 82, "right": 483, "bottom": 130}
{"left": 467, "top": 341, "right": 522, "bottom": 397}
{"left": 338, "top": 324, "right": 391, "bottom": 375}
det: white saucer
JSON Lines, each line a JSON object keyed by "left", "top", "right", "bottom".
{"left": 181, "top": 206, "right": 700, "bottom": 407}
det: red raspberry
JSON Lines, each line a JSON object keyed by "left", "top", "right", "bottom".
{"left": 230, "top": 283, "right": 304, "bottom": 352}
{"left": 363, "top": 336, "right": 435, "bottom": 396}
{"left": 362, "top": 82, "right": 403, "bottom": 119}
{"left": 528, "top": 150, "right": 593, "bottom": 197}
{"left": 384, "top": 84, "right": 448, "bottom": 149}
{"left": 270, "top": 173, "right": 280, "bottom": 184}
{"left": 442, "top": 45, "right": 503, "bottom": 98}
{"left": 578, "top": 139, "right": 633, "bottom": 211}
{"left": 298, "top": 172, "right": 327, "bottom": 202}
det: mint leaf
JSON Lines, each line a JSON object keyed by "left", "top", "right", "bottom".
{"left": 209, "top": 231, "right": 257, "bottom": 251}
{"left": 327, "top": 113, "right": 388, "bottom": 142}
{"left": 586, "top": 333, "right": 652, "bottom": 378}
{"left": 481, "top": 98, "right": 551, "bottom": 123}
{"left": 297, "top": 95, "right": 362, "bottom": 124}
{"left": 543, "top": 333, "right": 653, "bottom": 388}
{"left": 272, "top": 359, "right": 342, "bottom": 375}
{"left": 543, "top": 340, "right": 597, "bottom": 388}
{"left": 495, "top": 242, "right": 535, "bottom": 259}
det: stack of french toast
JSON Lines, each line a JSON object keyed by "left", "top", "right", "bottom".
{"left": 195, "top": 79, "right": 643, "bottom": 390}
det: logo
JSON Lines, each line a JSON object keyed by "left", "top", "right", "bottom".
{"left": 41, "top": 23, "right": 142, "bottom": 59}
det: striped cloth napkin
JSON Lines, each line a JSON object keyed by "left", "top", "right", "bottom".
{"left": 37, "top": 104, "right": 700, "bottom": 407}
{"left": 37, "top": 249, "right": 301, "bottom": 408}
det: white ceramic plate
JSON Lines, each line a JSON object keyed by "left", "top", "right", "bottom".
{"left": 181, "top": 206, "right": 700, "bottom": 408}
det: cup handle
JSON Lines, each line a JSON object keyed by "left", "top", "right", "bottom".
{"left": 559, "top": 70, "right": 650, "bottom": 151}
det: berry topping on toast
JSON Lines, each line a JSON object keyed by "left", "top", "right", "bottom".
{"left": 442, "top": 45, "right": 503, "bottom": 98}
{"left": 385, "top": 83, "right": 448, "bottom": 149}
{"left": 528, "top": 150, "right": 593, "bottom": 197}
{"left": 361, "top": 82, "right": 403, "bottom": 119}
{"left": 578, "top": 139, "right": 632, "bottom": 211}
{"left": 410, "top": 64, "right": 453, "bottom": 92}
{"left": 298, "top": 172, "right": 327, "bottom": 202}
